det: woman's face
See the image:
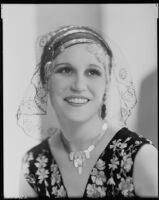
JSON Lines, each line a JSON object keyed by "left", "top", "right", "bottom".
{"left": 48, "top": 44, "right": 106, "bottom": 123}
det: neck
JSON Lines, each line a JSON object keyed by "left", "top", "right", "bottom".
{"left": 58, "top": 114, "right": 105, "bottom": 151}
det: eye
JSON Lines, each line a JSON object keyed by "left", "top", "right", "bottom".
{"left": 87, "top": 69, "right": 102, "bottom": 77}
{"left": 55, "top": 66, "right": 73, "bottom": 75}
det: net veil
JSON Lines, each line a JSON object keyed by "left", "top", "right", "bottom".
{"left": 16, "top": 25, "right": 137, "bottom": 140}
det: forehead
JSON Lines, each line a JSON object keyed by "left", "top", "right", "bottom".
{"left": 53, "top": 43, "right": 104, "bottom": 67}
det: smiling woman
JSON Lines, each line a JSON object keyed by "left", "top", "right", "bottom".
{"left": 17, "top": 25, "right": 158, "bottom": 198}
{"left": 48, "top": 44, "right": 106, "bottom": 125}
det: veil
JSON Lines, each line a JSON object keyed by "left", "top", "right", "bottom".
{"left": 16, "top": 26, "right": 137, "bottom": 140}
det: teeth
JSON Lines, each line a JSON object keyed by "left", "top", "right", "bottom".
{"left": 66, "top": 98, "right": 88, "bottom": 104}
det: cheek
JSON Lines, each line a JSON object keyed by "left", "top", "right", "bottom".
{"left": 48, "top": 77, "right": 65, "bottom": 98}
{"left": 48, "top": 75, "right": 72, "bottom": 99}
{"left": 89, "top": 79, "right": 105, "bottom": 100}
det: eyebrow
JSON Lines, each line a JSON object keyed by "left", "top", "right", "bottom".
{"left": 53, "top": 63, "right": 71, "bottom": 70}
{"left": 88, "top": 64, "right": 104, "bottom": 71}
{"left": 53, "top": 62, "right": 104, "bottom": 71}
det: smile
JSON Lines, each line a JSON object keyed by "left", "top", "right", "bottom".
{"left": 64, "top": 97, "right": 90, "bottom": 105}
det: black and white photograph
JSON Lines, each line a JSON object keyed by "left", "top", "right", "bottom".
{"left": 2, "top": 4, "right": 158, "bottom": 198}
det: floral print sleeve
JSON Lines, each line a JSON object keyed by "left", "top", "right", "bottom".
{"left": 22, "top": 139, "right": 67, "bottom": 197}
{"left": 85, "top": 127, "right": 154, "bottom": 197}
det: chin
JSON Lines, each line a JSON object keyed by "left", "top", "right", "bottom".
{"left": 62, "top": 109, "right": 98, "bottom": 124}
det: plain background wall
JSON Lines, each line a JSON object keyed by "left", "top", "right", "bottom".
{"left": 35, "top": 4, "right": 102, "bottom": 35}
{"left": 2, "top": 4, "right": 157, "bottom": 197}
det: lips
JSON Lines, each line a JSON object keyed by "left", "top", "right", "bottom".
{"left": 64, "top": 96, "right": 90, "bottom": 105}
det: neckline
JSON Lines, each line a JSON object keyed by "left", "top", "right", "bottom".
{"left": 45, "top": 127, "right": 126, "bottom": 197}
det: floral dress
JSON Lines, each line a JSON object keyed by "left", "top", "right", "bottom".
{"left": 22, "top": 127, "right": 153, "bottom": 198}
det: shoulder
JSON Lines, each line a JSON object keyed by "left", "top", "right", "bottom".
{"left": 20, "top": 137, "right": 53, "bottom": 197}
{"left": 113, "top": 127, "right": 153, "bottom": 153}
{"left": 133, "top": 143, "right": 158, "bottom": 197}
{"left": 120, "top": 128, "right": 158, "bottom": 197}
{"left": 108, "top": 127, "right": 154, "bottom": 161}
{"left": 22, "top": 137, "right": 51, "bottom": 169}
{"left": 28, "top": 137, "right": 50, "bottom": 154}
{"left": 118, "top": 127, "right": 153, "bottom": 143}
{"left": 118, "top": 127, "right": 153, "bottom": 149}
{"left": 116, "top": 128, "right": 158, "bottom": 197}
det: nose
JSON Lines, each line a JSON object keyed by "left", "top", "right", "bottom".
{"left": 71, "top": 73, "right": 87, "bottom": 93}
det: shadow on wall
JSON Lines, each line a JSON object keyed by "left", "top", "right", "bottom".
{"left": 137, "top": 69, "right": 157, "bottom": 148}
{"left": 34, "top": 4, "right": 102, "bottom": 140}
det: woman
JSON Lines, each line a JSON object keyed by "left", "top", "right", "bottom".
{"left": 17, "top": 25, "right": 158, "bottom": 198}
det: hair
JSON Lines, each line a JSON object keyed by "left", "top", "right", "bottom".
{"left": 39, "top": 26, "right": 113, "bottom": 86}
